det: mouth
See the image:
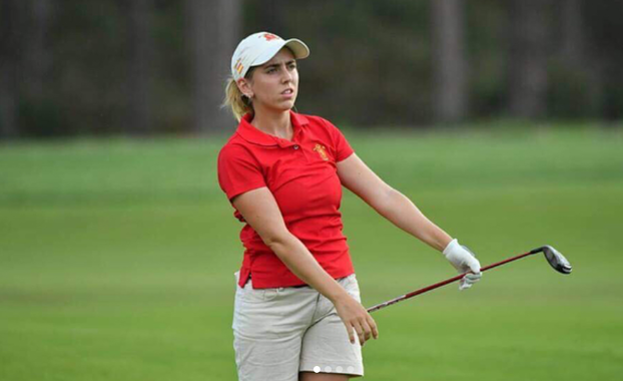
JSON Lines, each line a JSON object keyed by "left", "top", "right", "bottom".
{"left": 281, "top": 88, "right": 295, "bottom": 95}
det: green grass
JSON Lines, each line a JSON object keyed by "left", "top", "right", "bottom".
{"left": 1, "top": 125, "right": 622, "bottom": 380}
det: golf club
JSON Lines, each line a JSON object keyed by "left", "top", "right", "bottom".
{"left": 367, "top": 245, "right": 572, "bottom": 313}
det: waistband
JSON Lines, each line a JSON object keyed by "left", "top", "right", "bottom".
{"left": 247, "top": 274, "right": 349, "bottom": 289}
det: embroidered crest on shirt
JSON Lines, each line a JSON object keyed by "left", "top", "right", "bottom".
{"left": 313, "top": 144, "right": 329, "bottom": 161}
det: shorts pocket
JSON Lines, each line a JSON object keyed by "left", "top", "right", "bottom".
{"left": 343, "top": 274, "right": 361, "bottom": 302}
{"left": 242, "top": 285, "right": 280, "bottom": 303}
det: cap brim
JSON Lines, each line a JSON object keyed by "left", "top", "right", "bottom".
{"left": 252, "top": 38, "right": 310, "bottom": 67}
{"left": 283, "top": 39, "right": 310, "bottom": 59}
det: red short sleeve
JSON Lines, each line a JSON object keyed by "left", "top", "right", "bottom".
{"left": 320, "top": 118, "right": 354, "bottom": 162}
{"left": 217, "top": 144, "right": 266, "bottom": 202}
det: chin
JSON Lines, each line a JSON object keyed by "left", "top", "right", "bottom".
{"left": 273, "top": 101, "right": 296, "bottom": 112}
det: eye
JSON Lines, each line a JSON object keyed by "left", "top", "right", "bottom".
{"left": 266, "top": 68, "right": 276, "bottom": 74}
{"left": 288, "top": 63, "right": 297, "bottom": 70}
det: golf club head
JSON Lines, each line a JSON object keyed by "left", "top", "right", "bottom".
{"left": 542, "top": 245, "right": 572, "bottom": 274}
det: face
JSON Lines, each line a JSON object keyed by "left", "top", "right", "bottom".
{"left": 238, "top": 48, "right": 299, "bottom": 113}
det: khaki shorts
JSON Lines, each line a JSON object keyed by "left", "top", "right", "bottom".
{"left": 232, "top": 272, "right": 364, "bottom": 381}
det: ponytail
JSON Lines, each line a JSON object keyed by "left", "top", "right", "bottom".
{"left": 222, "top": 77, "right": 253, "bottom": 122}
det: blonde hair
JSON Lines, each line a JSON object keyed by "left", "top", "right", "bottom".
{"left": 223, "top": 77, "right": 253, "bottom": 122}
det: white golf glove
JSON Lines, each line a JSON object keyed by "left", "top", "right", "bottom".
{"left": 443, "top": 239, "right": 482, "bottom": 290}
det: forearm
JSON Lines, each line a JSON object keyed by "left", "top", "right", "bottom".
{"left": 374, "top": 188, "right": 452, "bottom": 251}
{"left": 267, "top": 233, "right": 350, "bottom": 303}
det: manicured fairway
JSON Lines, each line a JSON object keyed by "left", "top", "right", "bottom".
{"left": 1, "top": 125, "right": 622, "bottom": 380}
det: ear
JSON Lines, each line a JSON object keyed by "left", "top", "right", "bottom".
{"left": 237, "top": 78, "right": 253, "bottom": 98}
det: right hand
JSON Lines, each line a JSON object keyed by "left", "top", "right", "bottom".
{"left": 333, "top": 293, "right": 379, "bottom": 346}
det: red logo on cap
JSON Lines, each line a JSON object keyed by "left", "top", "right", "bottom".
{"left": 262, "top": 33, "right": 280, "bottom": 41}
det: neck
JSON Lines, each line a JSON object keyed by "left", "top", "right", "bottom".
{"left": 250, "top": 107, "right": 293, "bottom": 140}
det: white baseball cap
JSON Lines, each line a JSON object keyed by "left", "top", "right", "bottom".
{"left": 231, "top": 32, "right": 310, "bottom": 81}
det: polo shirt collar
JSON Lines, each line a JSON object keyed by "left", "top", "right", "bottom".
{"left": 236, "top": 110, "right": 309, "bottom": 148}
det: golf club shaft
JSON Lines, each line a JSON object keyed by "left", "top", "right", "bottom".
{"left": 366, "top": 247, "right": 544, "bottom": 313}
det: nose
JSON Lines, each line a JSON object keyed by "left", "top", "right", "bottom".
{"left": 281, "top": 66, "right": 293, "bottom": 83}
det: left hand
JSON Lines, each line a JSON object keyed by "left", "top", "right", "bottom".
{"left": 443, "top": 239, "right": 482, "bottom": 290}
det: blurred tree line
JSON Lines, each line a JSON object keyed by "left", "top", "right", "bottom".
{"left": 1, "top": 0, "right": 622, "bottom": 139}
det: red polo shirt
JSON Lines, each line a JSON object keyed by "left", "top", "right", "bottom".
{"left": 217, "top": 110, "right": 355, "bottom": 288}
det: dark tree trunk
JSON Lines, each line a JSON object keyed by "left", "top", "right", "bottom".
{"left": 1, "top": 0, "right": 55, "bottom": 138}
{"left": 256, "top": 0, "right": 285, "bottom": 35}
{"left": 0, "top": 0, "right": 21, "bottom": 139}
{"left": 24, "top": 0, "right": 53, "bottom": 100}
{"left": 560, "top": 0, "right": 603, "bottom": 115}
{"left": 187, "top": 0, "right": 241, "bottom": 134}
{"left": 431, "top": 0, "right": 468, "bottom": 124}
{"left": 560, "top": 0, "right": 584, "bottom": 63}
{"left": 128, "top": 0, "right": 154, "bottom": 135}
{"left": 507, "top": 0, "right": 552, "bottom": 118}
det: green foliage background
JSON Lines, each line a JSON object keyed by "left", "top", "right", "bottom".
{"left": 6, "top": 0, "right": 623, "bottom": 136}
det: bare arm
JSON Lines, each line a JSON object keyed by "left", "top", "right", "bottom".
{"left": 337, "top": 153, "right": 452, "bottom": 251}
{"left": 232, "top": 187, "right": 378, "bottom": 344}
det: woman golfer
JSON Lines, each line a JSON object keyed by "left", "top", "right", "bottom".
{"left": 218, "top": 32, "right": 482, "bottom": 381}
